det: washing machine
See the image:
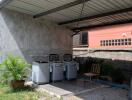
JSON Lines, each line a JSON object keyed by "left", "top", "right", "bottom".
{"left": 63, "top": 54, "right": 79, "bottom": 80}
{"left": 49, "top": 54, "right": 64, "bottom": 82}
{"left": 32, "top": 56, "right": 50, "bottom": 84}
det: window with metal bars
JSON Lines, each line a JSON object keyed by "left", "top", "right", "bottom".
{"left": 100, "top": 38, "right": 131, "bottom": 46}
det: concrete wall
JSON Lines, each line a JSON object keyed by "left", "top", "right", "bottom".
{"left": 73, "top": 34, "right": 80, "bottom": 46}
{"left": 0, "top": 9, "right": 72, "bottom": 63}
{"left": 73, "top": 24, "right": 132, "bottom": 61}
{"left": 73, "top": 48, "right": 132, "bottom": 61}
{"left": 74, "top": 49, "right": 132, "bottom": 81}
{"left": 88, "top": 24, "right": 132, "bottom": 48}
{"left": 75, "top": 56, "right": 132, "bottom": 82}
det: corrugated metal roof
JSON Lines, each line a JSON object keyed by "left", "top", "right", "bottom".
{"left": 56, "top": 0, "right": 132, "bottom": 20}
{"left": 64, "top": 11, "right": 132, "bottom": 28}
{"left": 42, "top": 12, "right": 73, "bottom": 22}
{"left": 5, "top": 0, "right": 132, "bottom": 29}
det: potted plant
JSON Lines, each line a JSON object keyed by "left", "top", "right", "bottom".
{"left": 0, "top": 54, "right": 31, "bottom": 89}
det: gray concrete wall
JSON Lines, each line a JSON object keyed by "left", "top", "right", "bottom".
{"left": 73, "top": 48, "right": 132, "bottom": 61}
{"left": 73, "top": 48, "right": 132, "bottom": 81}
{"left": 0, "top": 9, "right": 72, "bottom": 63}
{"left": 73, "top": 34, "right": 80, "bottom": 46}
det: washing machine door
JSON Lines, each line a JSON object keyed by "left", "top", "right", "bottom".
{"left": 32, "top": 62, "right": 50, "bottom": 84}
{"left": 66, "top": 62, "right": 77, "bottom": 80}
{"left": 52, "top": 63, "right": 64, "bottom": 82}
{"left": 38, "top": 63, "right": 50, "bottom": 84}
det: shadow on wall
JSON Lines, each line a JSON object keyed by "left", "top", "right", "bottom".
{"left": 74, "top": 57, "right": 132, "bottom": 84}
{"left": 0, "top": 9, "right": 72, "bottom": 63}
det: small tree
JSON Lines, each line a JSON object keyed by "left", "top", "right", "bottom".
{"left": 0, "top": 54, "right": 31, "bottom": 88}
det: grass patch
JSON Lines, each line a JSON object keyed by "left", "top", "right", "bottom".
{"left": 0, "top": 84, "right": 41, "bottom": 100}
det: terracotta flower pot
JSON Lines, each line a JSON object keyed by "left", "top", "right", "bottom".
{"left": 11, "top": 80, "right": 25, "bottom": 89}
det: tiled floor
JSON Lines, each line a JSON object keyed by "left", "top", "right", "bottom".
{"left": 75, "top": 87, "right": 128, "bottom": 100}
{"left": 36, "top": 80, "right": 129, "bottom": 100}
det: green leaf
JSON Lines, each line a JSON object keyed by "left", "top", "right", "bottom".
{"left": 0, "top": 54, "right": 31, "bottom": 81}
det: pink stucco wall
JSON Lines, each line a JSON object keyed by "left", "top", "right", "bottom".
{"left": 88, "top": 23, "right": 132, "bottom": 48}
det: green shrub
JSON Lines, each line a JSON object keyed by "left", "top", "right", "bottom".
{"left": 0, "top": 54, "right": 31, "bottom": 83}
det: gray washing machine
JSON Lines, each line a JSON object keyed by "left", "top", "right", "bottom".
{"left": 49, "top": 54, "right": 64, "bottom": 82}
{"left": 63, "top": 54, "right": 79, "bottom": 80}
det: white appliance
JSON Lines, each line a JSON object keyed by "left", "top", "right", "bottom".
{"left": 32, "top": 60, "right": 50, "bottom": 84}
{"left": 49, "top": 54, "right": 64, "bottom": 82}
{"left": 63, "top": 54, "right": 79, "bottom": 80}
